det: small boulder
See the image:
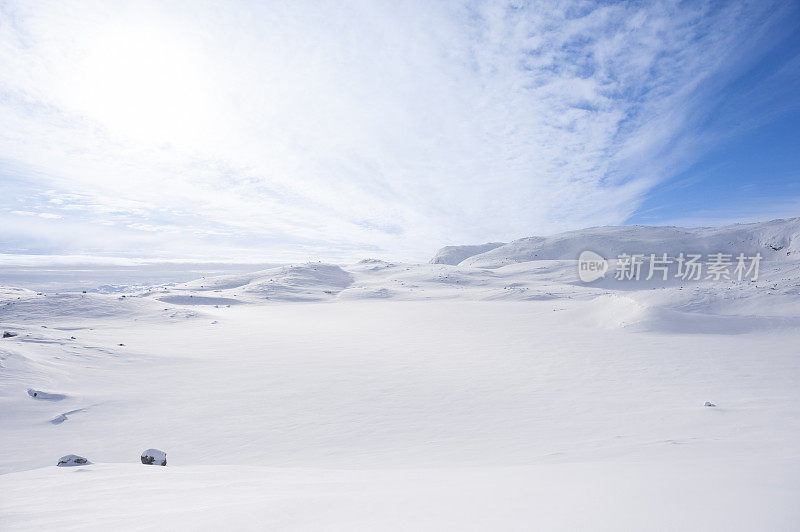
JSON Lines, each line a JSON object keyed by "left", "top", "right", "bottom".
{"left": 2, "top": 331, "right": 17, "bottom": 338}
{"left": 57, "top": 454, "right": 90, "bottom": 467}
{"left": 141, "top": 449, "right": 167, "bottom": 466}
{"left": 704, "top": 401, "right": 716, "bottom": 407}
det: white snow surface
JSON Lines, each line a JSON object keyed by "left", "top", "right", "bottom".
{"left": 2, "top": 220, "right": 800, "bottom": 530}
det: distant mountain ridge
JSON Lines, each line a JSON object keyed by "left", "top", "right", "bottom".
{"left": 433, "top": 218, "right": 800, "bottom": 268}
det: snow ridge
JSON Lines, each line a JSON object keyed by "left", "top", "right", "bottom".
{"left": 430, "top": 242, "right": 506, "bottom": 265}
{"left": 436, "top": 218, "right": 800, "bottom": 268}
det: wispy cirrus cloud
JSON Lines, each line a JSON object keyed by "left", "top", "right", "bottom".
{"left": 0, "top": 0, "right": 791, "bottom": 261}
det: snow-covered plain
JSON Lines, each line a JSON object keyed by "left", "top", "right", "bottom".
{"left": 2, "top": 220, "right": 800, "bottom": 530}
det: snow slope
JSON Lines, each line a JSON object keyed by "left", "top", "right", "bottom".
{"left": 2, "top": 219, "right": 800, "bottom": 530}
{"left": 3, "top": 461, "right": 798, "bottom": 531}
{"left": 449, "top": 217, "right": 800, "bottom": 268}
{"left": 429, "top": 242, "right": 505, "bottom": 265}
{"left": 155, "top": 263, "right": 354, "bottom": 303}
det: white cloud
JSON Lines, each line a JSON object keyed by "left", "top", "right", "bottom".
{"left": 9, "top": 210, "right": 61, "bottom": 219}
{"left": 0, "top": 0, "right": 787, "bottom": 260}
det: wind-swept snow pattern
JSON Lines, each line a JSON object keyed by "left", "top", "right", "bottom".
{"left": 2, "top": 220, "right": 800, "bottom": 529}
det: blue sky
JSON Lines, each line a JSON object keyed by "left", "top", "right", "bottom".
{"left": 0, "top": 0, "right": 798, "bottom": 262}
{"left": 630, "top": 8, "right": 800, "bottom": 226}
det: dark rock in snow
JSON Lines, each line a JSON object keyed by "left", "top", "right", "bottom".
{"left": 2, "top": 331, "right": 17, "bottom": 338}
{"left": 57, "top": 454, "right": 90, "bottom": 467}
{"left": 141, "top": 449, "right": 167, "bottom": 466}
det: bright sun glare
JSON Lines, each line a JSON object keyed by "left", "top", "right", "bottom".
{"left": 64, "top": 24, "right": 212, "bottom": 146}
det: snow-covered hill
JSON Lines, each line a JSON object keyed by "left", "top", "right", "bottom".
{"left": 441, "top": 218, "right": 800, "bottom": 268}
{"left": 430, "top": 242, "right": 505, "bottom": 265}
{"left": 164, "top": 263, "right": 354, "bottom": 303}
